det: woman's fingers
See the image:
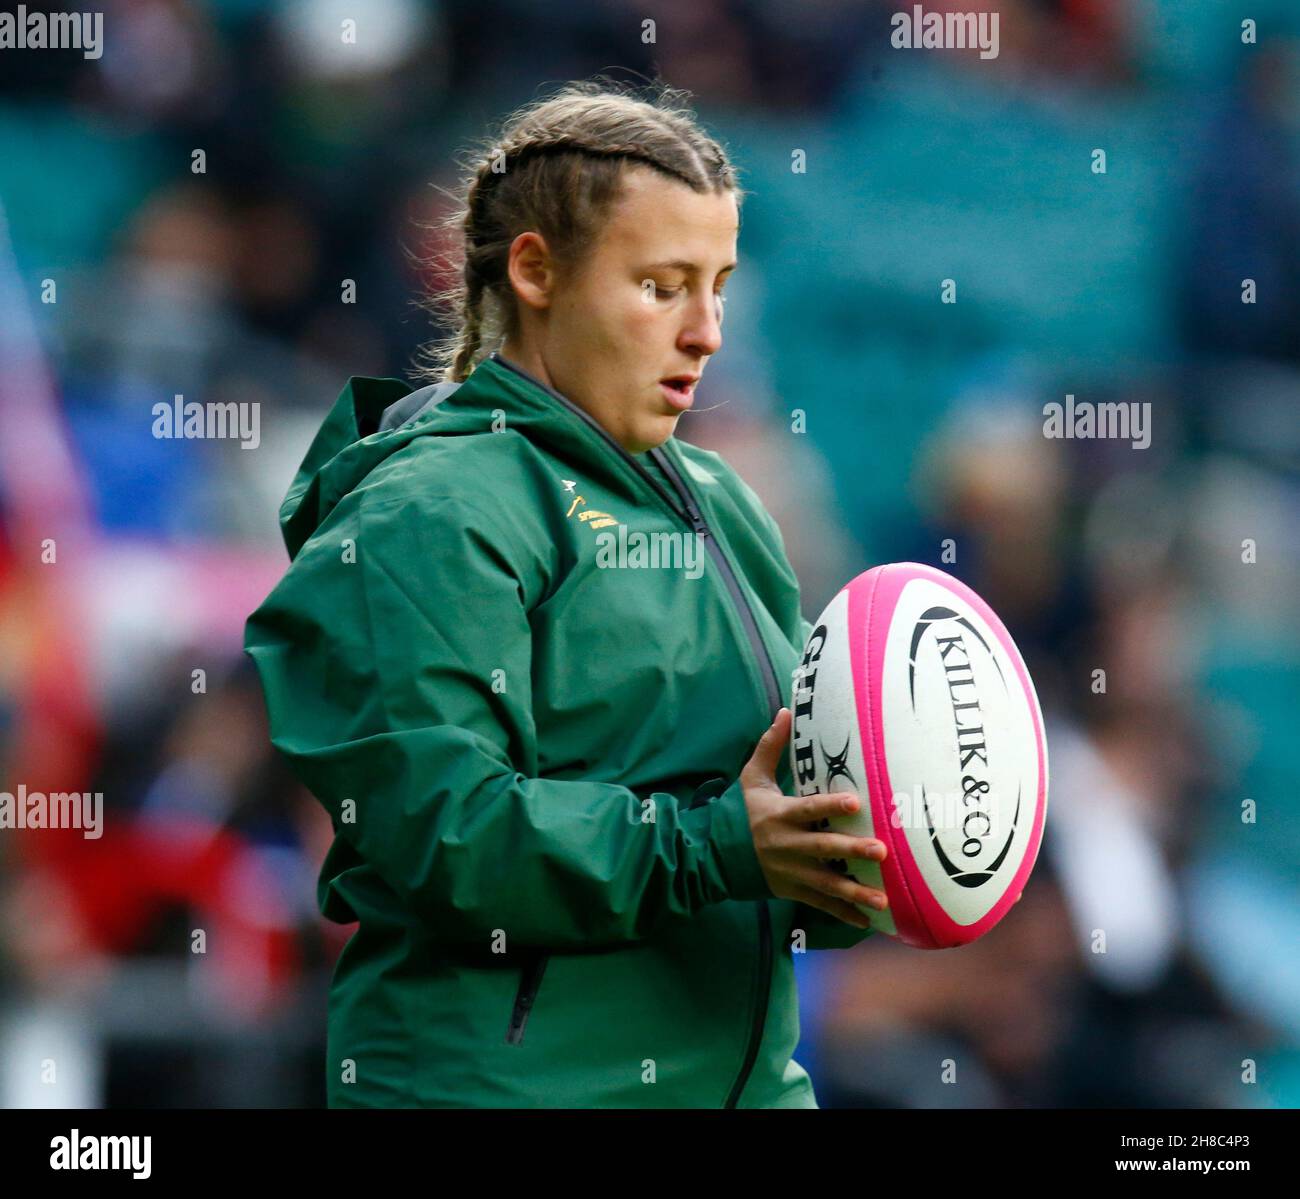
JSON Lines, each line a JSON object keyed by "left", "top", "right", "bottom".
{"left": 771, "top": 829, "right": 886, "bottom": 862}
{"left": 781, "top": 859, "right": 890, "bottom": 911}
{"left": 787, "top": 884, "right": 875, "bottom": 929}
{"left": 792, "top": 790, "right": 862, "bottom": 822}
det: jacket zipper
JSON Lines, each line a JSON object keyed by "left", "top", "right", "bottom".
{"left": 491, "top": 355, "right": 782, "bottom": 712}
{"left": 488, "top": 353, "right": 781, "bottom": 1104}
{"left": 649, "top": 444, "right": 779, "bottom": 1110}
{"left": 647, "top": 443, "right": 783, "bottom": 716}
{"left": 505, "top": 952, "right": 549, "bottom": 1046}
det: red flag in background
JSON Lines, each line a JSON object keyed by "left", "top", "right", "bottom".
{"left": 0, "top": 199, "right": 100, "bottom": 804}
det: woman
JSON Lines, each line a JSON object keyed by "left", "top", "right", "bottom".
{"left": 244, "top": 79, "right": 889, "bottom": 1109}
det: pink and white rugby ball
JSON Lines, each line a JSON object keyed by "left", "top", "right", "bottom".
{"left": 789, "top": 563, "right": 1048, "bottom": 949}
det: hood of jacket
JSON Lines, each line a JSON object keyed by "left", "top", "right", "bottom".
{"left": 277, "top": 350, "right": 689, "bottom": 561}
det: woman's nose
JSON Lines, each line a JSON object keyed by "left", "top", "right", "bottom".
{"left": 681, "top": 293, "right": 724, "bottom": 356}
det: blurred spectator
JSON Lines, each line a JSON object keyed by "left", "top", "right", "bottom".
{"left": 1174, "top": 35, "right": 1300, "bottom": 367}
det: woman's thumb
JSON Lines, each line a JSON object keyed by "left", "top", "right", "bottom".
{"left": 746, "top": 707, "right": 791, "bottom": 782}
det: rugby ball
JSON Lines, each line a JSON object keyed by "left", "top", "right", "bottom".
{"left": 789, "top": 563, "right": 1048, "bottom": 949}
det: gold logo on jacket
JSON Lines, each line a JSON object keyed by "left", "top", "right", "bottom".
{"left": 564, "top": 488, "right": 620, "bottom": 530}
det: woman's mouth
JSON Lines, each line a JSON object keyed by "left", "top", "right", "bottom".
{"left": 659, "top": 377, "right": 697, "bottom": 411}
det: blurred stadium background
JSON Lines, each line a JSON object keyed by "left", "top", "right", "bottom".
{"left": 1, "top": 0, "right": 1297, "bottom": 1108}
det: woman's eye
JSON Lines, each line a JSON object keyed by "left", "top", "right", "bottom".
{"left": 651, "top": 284, "right": 726, "bottom": 305}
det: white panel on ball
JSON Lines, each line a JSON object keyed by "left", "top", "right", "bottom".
{"left": 790, "top": 587, "right": 897, "bottom": 937}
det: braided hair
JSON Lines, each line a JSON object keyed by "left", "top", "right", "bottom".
{"left": 416, "top": 78, "right": 744, "bottom": 383}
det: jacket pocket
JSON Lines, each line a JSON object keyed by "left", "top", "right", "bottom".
{"left": 505, "top": 951, "right": 550, "bottom": 1046}
{"left": 688, "top": 775, "right": 731, "bottom": 810}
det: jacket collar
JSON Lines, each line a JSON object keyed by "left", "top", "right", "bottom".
{"left": 455, "top": 352, "right": 692, "bottom": 523}
{"left": 277, "top": 353, "right": 697, "bottom": 560}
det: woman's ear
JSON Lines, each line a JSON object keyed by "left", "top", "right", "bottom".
{"left": 506, "top": 231, "right": 558, "bottom": 314}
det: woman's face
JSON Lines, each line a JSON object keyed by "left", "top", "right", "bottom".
{"left": 502, "top": 165, "right": 738, "bottom": 454}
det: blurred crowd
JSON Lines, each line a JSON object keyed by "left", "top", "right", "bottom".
{"left": 1, "top": 0, "right": 1297, "bottom": 1108}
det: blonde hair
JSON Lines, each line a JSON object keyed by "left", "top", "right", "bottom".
{"left": 416, "top": 77, "right": 745, "bottom": 383}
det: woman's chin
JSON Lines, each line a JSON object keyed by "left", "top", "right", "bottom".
{"left": 636, "top": 417, "right": 681, "bottom": 452}
{"left": 614, "top": 411, "right": 679, "bottom": 454}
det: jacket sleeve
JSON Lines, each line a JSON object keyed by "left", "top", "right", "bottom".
{"left": 244, "top": 486, "right": 774, "bottom": 952}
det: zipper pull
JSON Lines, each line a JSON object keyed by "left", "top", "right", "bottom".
{"left": 683, "top": 498, "right": 710, "bottom": 538}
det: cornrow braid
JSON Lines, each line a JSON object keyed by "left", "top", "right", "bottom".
{"left": 414, "top": 77, "right": 744, "bottom": 384}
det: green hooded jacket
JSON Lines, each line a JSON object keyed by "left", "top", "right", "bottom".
{"left": 244, "top": 350, "right": 874, "bottom": 1108}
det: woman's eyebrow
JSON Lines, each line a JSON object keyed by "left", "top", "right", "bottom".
{"left": 642, "top": 259, "right": 738, "bottom": 275}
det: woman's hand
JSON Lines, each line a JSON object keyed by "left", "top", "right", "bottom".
{"left": 740, "top": 707, "right": 888, "bottom": 929}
